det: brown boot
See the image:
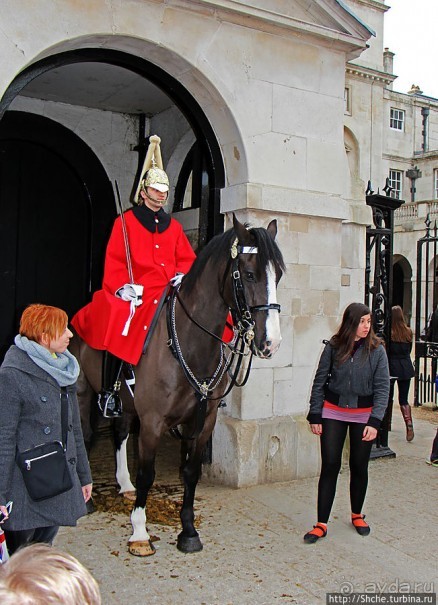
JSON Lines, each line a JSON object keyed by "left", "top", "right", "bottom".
{"left": 400, "top": 405, "right": 414, "bottom": 442}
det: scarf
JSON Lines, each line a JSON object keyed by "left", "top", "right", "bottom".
{"left": 14, "top": 335, "right": 80, "bottom": 387}
{"left": 352, "top": 338, "right": 365, "bottom": 357}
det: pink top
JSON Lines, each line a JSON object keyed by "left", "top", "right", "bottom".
{"left": 321, "top": 401, "right": 372, "bottom": 424}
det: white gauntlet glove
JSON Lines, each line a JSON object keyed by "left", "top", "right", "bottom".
{"left": 115, "top": 284, "right": 144, "bottom": 336}
{"left": 115, "top": 283, "right": 144, "bottom": 305}
{"left": 170, "top": 273, "right": 184, "bottom": 287}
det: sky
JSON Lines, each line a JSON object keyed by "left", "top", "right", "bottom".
{"left": 383, "top": 0, "right": 438, "bottom": 99}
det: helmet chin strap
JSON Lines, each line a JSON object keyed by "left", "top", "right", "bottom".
{"left": 143, "top": 189, "right": 168, "bottom": 205}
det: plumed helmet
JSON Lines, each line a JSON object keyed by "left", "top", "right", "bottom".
{"left": 142, "top": 167, "right": 169, "bottom": 193}
{"left": 133, "top": 135, "right": 169, "bottom": 203}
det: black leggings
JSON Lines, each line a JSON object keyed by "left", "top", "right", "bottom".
{"left": 317, "top": 419, "right": 374, "bottom": 523}
{"left": 389, "top": 379, "right": 411, "bottom": 406}
{"left": 4, "top": 525, "right": 59, "bottom": 556}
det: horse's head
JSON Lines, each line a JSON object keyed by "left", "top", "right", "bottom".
{"left": 227, "top": 214, "right": 285, "bottom": 359}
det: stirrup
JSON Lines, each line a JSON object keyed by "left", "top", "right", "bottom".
{"left": 98, "top": 391, "right": 123, "bottom": 418}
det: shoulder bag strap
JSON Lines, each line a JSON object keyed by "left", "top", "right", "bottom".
{"left": 323, "top": 339, "right": 334, "bottom": 378}
{"left": 60, "top": 387, "right": 69, "bottom": 451}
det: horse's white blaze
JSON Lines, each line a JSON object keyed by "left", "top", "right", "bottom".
{"left": 129, "top": 507, "right": 150, "bottom": 542}
{"left": 116, "top": 435, "right": 136, "bottom": 494}
{"left": 265, "top": 261, "right": 281, "bottom": 354}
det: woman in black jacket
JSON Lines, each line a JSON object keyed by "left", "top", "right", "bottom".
{"left": 304, "top": 302, "right": 390, "bottom": 543}
{"left": 389, "top": 305, "right": 415, "bottom": 442}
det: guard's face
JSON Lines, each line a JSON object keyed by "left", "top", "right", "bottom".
{"left": 141, "top": 187, "right": 168, "bottom": 211}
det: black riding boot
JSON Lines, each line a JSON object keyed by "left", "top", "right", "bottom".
{"left": 123, "top": 363, "right": 136, "bottom": 397}
{"left": 98, "top": 352, "right": 123, "bottom": 418}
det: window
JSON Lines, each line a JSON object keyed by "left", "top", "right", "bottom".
{"left": 390, "top": 108, "right": 405, "bottom": 131}
{"left": 389, "top": 170, "right": 403, "bottom": 199}
{"left": 344, "top": 87, "right": 351, "bottom": 115}
{"left": 435, "top": 169, "right": 438, "bottom": 199}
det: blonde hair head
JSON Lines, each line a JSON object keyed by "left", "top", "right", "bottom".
{"left": 0, "top": 544, "right": 101, "bottom": 605}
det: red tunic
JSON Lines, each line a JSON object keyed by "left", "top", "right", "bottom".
{"left": 72, "top": 209, "right": 196, "bottom": 364}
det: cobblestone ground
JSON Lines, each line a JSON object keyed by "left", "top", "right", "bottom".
{"left": 56, "top": 408, "right": 438, "bottom": 605}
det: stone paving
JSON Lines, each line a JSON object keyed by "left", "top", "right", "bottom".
{"left": 56, "top": 409, "right": 438, "bottom": 605}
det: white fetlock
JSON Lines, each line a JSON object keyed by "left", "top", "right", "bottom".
{"left": 129, "top": 507, "right": 150, "bottom": 542}
{"left": 116, "top": 436, "right": 136, "bottom": 494}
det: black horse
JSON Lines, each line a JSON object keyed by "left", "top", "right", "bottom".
{"left": 71, "top": 215, "right": 285, "bottom": 556}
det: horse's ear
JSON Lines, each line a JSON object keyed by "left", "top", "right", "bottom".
{"left": 267, "top": 219, "right": 277, "bottom": 240}
{"left": 232, "top": 212, "right": 251, "bottom": 244}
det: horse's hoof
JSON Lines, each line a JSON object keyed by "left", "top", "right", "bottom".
{"left": 122, "top": 490, "right": 136, "bottom": 501}
{"left": 177, "top": 533, "right": 203, "bottom": 553}
{"left": 128, "top": 540, "right": 156, "bottom": 557}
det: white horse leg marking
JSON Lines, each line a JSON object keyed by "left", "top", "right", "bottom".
{"left": 265, "top": 261, "right": 282, "bottom": 355}
{"left": 129, "top": 507, "right": 150, "bottom": 542}
{"left": 116, "top": 435, "right": 136, "bottom": 494}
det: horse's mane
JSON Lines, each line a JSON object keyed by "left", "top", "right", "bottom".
{"left": 182, "top": 223, "right": 285, "bottom": 294}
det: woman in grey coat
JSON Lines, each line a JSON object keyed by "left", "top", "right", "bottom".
{"left": 304, "top": 302, "right": 390, "bottom": 544}
{"left": 0, "top": 304, "right": 92, "bottom": 555}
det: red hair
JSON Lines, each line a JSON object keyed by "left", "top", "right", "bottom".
{"left": 19, "top": 304, "right": 68, "bottom": 343}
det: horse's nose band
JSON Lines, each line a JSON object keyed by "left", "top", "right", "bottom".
{"left": 250, "top": 304, "right": 281, "bottom": 313}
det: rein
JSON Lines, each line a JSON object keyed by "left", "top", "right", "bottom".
{"left": 167, "top": 286, "right": 248, "bottom": 401}
{"left": 166, "top": 235, "right": 281, "bottom": 404}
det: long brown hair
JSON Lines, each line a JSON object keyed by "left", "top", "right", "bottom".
{"left": 391, "top": 305, "right": 413, "bottom": 343}
{"left": 331, "top": 302, "right": 382, "bottom": 364}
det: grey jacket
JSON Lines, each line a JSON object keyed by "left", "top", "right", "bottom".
{"left": 308, "top": 341, "right": 390, "bottom": 429}
{"left": 0, "top": 346, "right": 92, "bottom": 531}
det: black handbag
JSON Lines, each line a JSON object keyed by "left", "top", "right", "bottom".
{"left": 16, "top": 387, "right": 73, "bottom": 502}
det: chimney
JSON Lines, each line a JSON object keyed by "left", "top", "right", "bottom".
{"left": 421, "top": 107, "right": 430, "bottom": 153}
{"left": 383, "top": 48, "right": 394, "bottom": 74}
{"left": 383, "top": 48, "right": 395, "bottom": 90}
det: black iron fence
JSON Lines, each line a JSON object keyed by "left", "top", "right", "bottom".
{"left": 414, "top": 218, "right": 438, "bottom": 406}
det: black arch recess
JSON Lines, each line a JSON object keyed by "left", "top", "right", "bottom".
{"left": 0, "top": 110, "right": 115, "bottom": 293}
{"left": 0, "top": 48, "right": 225, "bottom": 237}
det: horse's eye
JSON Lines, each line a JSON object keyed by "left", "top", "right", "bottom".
{"left": 245, "top": 271, "right": 255, "bottom": 281}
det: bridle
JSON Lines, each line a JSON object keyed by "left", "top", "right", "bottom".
{"left": 166, "top": 234, "right": 281, "bottom": 403}
{"left": 225, "top": 237, "right": 281, "bottom": 346}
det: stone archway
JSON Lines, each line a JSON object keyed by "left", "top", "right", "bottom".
{"left": 0, "top": 46, "right": 247, "bottom": 242}
{"left": 0, "top": 44, "right": 239, "bottom": 312}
